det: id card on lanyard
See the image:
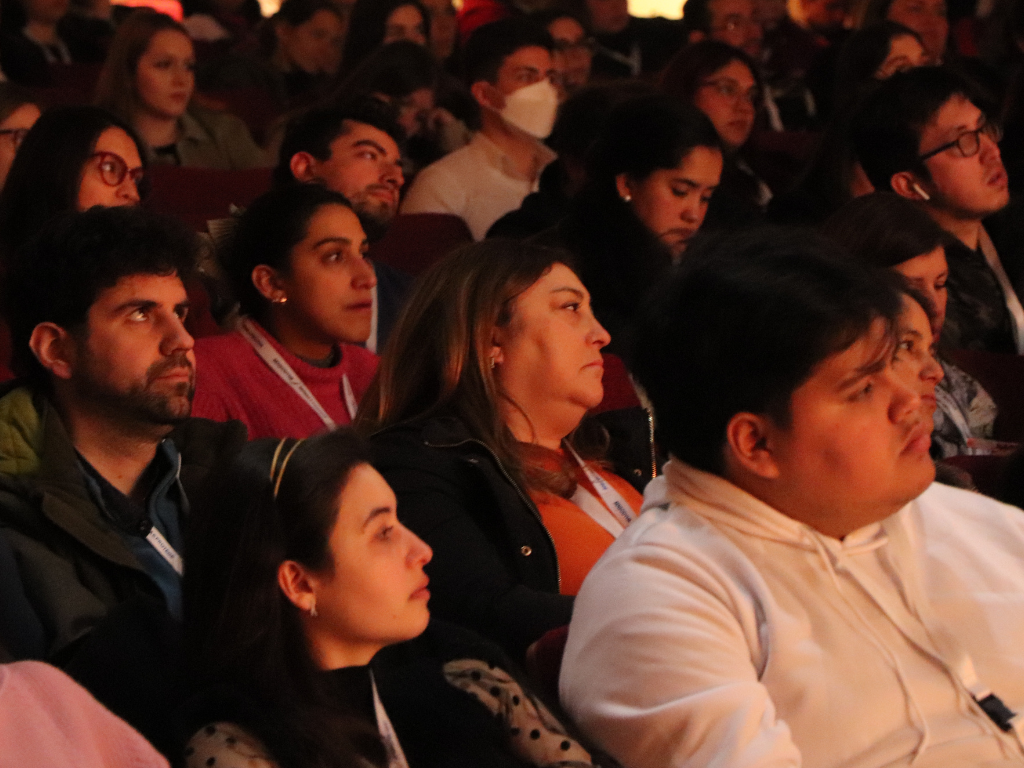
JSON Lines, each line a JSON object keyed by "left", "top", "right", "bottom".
{"left": 564, "top": 442, "right": 636, "bottom": 538}
{"left": 236, "top": 318, "right": 357, "bottom": 426}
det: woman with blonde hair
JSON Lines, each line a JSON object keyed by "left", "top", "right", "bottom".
{"left": 359, "top": 240, "right": 648, "bottom": 661}
{"left": 94, "top": 8, "right": 267, "bottom": 168}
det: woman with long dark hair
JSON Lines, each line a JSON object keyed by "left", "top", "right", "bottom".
{"left": 0, "top": 105, "right": 147, "bottom": 259}
{"left": 359, "top": 240, "right": 648, "bottom": 661}
{"left": 183, "top": 428, "right": 601, "bottom": 768}
{"left": 338, "top": 0, "right": 429, "bottom": 77}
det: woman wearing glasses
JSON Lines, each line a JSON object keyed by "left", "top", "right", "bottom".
{"left": 0, "top": 84, "right": 39, "bottom": 192}
{"left": 94, "top": 9, "right": 268, "bottom": 169}
{"left": 660, "top": 40, "right": 772, "bottom": 230}
{"left": 0, "top": 105, "right": 147, "bottom": 260}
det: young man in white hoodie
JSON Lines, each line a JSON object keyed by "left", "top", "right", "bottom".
{"left": 559, "top": 229, "right": 1024, "bottom": 768}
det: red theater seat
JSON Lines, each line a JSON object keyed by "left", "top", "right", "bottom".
{"left": 145, "top": 165, "right": 272, "bottom": 232}
{"left": 369, "top": 213, "right": 473, "bottom": 276}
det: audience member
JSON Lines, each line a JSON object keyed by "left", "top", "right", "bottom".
{"left": 560, "top": 227, "right": 1024, "bottom": 767}
{"left": 860, "top": 0, "right": 948, "bottom": 63}
{"left": 360, "top": 241, "right": 645, "bottom": 660}
{"left": 0, "top": 105, "right": 147, "bottom": 260}
{"left": 488, "top": 79, "right": 658, "bottom": 239}
{"left": 757, "top": 0, "right": 824, "bottom": 128}
{"left": 0, "top": 83, "right": 39, "bottom": 191}
{"left": 661, "top": 40, "right": 770, "bottom": 227}
{"left": 570, "top": 0, "right": 684, "bottom": 79}
{"left": 536, "top": 95, "right": 722, "bottom": 356}
{"left": 853, "top": 66, "right": 1023, "bottom": 354}
{"left": 400, "top": 18, "right": 558, "bottom": 240}
{"left": 274, "top": 98, "right": 411, "bottom": 351}
{"left": 769, "top": 24, "right": 927, "bottom": 226}
{"left": 0, "top": 661, "right": 169, "bottom": 768}
{"left": 336, "top": 41, "right": 470, "bottom": 173}
{"left": 0, "top": 0, "right": 106, "bottom": 85}
{"left": 180, "top": 0, "right": 262, "bottom": 48}
{"left": 338, "top": 0, "right": 428, "bottom": 77}
{"left": 824, "top": 191, "right": 1001, "bottom": 458}
{"left": 192, "top": 185, "right": 379, "bottom": 439}
{"left": 680, "top": 0, "right": 763, "bottom": 59}
{"left": 0, "top": 206, "right": 246, "bottom": 748}
{"left": 197, "top": 0, "right": 345, "bottom": 111}
{"left": 535, "top": 8, "right": 593, "bottom": 98}
{"left": 94, "top": 9, "right": 269, "bottom": 170}
{"left": 183, "top": 428, "right": 599, "bottom": 768}
{"left": 420, "top": 0, "right": 458, "bottom": 64}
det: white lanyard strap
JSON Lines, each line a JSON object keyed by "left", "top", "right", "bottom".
{"left": 236, "top": 318, "right": 352, "bottom": 427}
{"left": 978, "top": 229, "right": 1024, "bottom": 354}
{"left": 145, "top": 525, "right": 183, "bottom": 576}
{"left": 563, "top": 442, "right": 635, "bottom": 536}
{"left": 371, "top": 672, "right": 409, "bottom": 768}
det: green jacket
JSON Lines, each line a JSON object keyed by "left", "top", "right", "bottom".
{"left": 0, "top": 386, "right": 247, "bottom": 660}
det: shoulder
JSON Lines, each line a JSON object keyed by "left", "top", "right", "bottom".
{"left": 170, "top": 417, "right": 248, "bottom": 469}
{"left": 184, "top": 105, "right": 251, "bottom": 138}
{"left": 185, "top": 722, "right": 278, "bottom": 768}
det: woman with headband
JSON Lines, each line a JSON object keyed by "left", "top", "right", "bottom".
{"left": 182, "top": 428, "right": 603, "bottom": 768}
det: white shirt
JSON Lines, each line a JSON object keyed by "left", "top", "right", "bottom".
{"left": 400, "top": 132, "right": 556, "bottom": 241}
{"left": 560, "top": 459, "right": 1024, "bottom": 768}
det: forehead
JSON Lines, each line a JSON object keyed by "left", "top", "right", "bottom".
{"left": 499, "top": 46, "right": 553, "bottom": 77}
{"left": 548, "top": 16, "right": 585, "bottom": 41}
{"left": 899, "top": 294, "right": 931, "bottom": 333}
{"left": 387, "top": 4, "right": 423, "bottom": 22}
{"left": 92, "top": 272, "right": 185, "bottom": 311}
{"left": 329, "top": 121, "right": 399, "bottom": 158}
{"left": 921, "top": 94, "right": 979, "bottom": 145}
{"left": 145, "top": 29, "right": 192, "bottom": 55}
{"left": 671, "top": 145, "right": 724, "bottom": 182}
{"left": 709, "top": 59, "right": 756, "bottom": 85}
{"left": 307, "top": 8, "right": 344, "bottom": 30}
{"left": 301, "top": 202, "right": 365, "bottom": 241}
{"left": 800, "top": 318, "right": 892, "bottom": 393}
{"left": 710, "top": 0, "right": 756, "bottom": 18}
{"left": 93, "top": 127, "right": 142, "bottom": 165}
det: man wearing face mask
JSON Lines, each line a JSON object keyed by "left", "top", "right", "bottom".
{"left": 400, "top": 18, "right": 558, "bottom": 240}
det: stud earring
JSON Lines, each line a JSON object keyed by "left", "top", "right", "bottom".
{"left": 273, "top": 296, "right": 288, "bottom": 305}
{"left": 621, "top": 193, "right": 632, "bottom": 203}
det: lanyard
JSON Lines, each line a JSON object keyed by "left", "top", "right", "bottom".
{"left": 564, "top": 442, "right": 636, "bottom": 537}
{"left": 371, "top": 672, "right": 409, "bottom": 768}
{"left": 236, "top": 318, "right": 357, "bottom": 427}
{"left": 145, "top": 525, "right": 183, "bottom": 575}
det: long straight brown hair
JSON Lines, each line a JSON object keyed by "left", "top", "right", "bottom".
{"left": 357, "top": 240, "right": 584, "bottom": 491}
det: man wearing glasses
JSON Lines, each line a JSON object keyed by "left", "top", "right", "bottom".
{"left": 854, "top": 66, "right": 1023, "bottom": 354}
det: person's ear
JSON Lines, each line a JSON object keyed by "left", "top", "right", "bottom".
{"left": 277, "top": 560, "right": 317, "bottom": 614}
{"left": 28, "top": 323, "right": 75, "bottom": 381}
{"left": 471, "top": 80, "right": 505, "bottom": 111}
{"left": 488, "top": 327, "right": 505, "bottom": 369}
{"left": 687, "top": 30, "right": 706, "bottom": 44}
{"left": 723, "top": 412, "right": 781, "bottom": 480}
{"left": 251, "top": 265, "right": 287, "bottom": 305}
{"left": 289, "top": 151, "right": 319, "bottom": 184}
{"left": 891, "top": 171, "right": 931, "bottom": 202}
{"left": 615, "top": 173, "right": 634, "bottom": 202}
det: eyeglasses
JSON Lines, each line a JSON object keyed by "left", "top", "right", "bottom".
{"left": 0, "top": 127, "right": 30, "bottom": 149}
{"left": 90, "top": 151, "right": 145, "bottom": 188}
{"left": 698, "top": 78, "right": 761, "bottom": 105}
{"left": 918, "top": 119, "right": 1002, "bottom": 161}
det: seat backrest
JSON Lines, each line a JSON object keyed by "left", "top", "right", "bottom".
{"left": 145, "top": 165, "right": 272, "bottom": 232}
{"left": 368, "top": 213, "right": 473, "bottom": 276}
{"left": 944, "top": 348, "right": 1024, "bottom": 443}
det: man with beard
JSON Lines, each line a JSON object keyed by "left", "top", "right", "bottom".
{"left": 274, "top": 96, "right": 410, "bottom": 351}
{"left": 0, "top": 206, "right": 246, "bottom": 749}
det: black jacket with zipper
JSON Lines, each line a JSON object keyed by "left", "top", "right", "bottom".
{"left": 370, "top": 415, "right": 572, "bottom": 662}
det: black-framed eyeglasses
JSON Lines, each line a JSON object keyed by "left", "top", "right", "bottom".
{"left": 0, "top": 127, "right": 30, "bottom": 149}
{"left": 90, "top": 151, "right": 145, "bottom": 188}
{"left": 919, "top": 119, "right": 1002, "bottom": 161}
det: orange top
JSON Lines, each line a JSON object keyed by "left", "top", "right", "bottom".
{"left": 528, "top": 450, "right": 644, "bottom": 596}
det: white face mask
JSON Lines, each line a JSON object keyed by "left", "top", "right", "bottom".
{"left": 499, "top": 78, "right": 559, "bottom": 139}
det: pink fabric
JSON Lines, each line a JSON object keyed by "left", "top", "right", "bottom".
{"left": 0, "top": 661, "right": 168, "bottom": 768}
{"left": 192, "top": 323, "right": 379, "bottom": 439}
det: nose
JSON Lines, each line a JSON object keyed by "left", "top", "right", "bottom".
{"left": 406, "top": 526, "right": 432, "bottom": 566}
{"left": 161, "top": 312, "right": 195, "bottom": 356}
{"left": 590, "top": 315, "right": 611, "bottom": 349}
{"left": 888, "top": 367, "right": 924, "bottom": 423}
{"left": 919, "top": 349, "right": 943, "bottom": 388}
{"left": 382, "top": 159, "right": 404, "bottom": 189}
{"left": 354, "top": 257, "right": 378, "bottom": 290}
{"left": 122, "top": 179, "right": 141, "bottom": 204}
{"left": 680, "top": 195, "right": 703, "bottom": 223}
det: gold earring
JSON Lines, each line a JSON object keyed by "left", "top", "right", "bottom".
{"left": 273, "top": 295, "right": 288, "bottom": 305}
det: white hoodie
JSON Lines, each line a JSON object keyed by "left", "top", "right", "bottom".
{"left": 559, "top": 459, "right": 1024, "bottom": 768}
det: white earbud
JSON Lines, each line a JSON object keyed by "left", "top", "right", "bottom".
{"left": 911, "top": 182, "right": 931, "bottom": 201}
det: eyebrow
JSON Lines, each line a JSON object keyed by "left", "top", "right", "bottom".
{"left": 836, "top": 345, "right": 893, "bottom": 391}
{"left": 113, "top": 299, "right": 159, "bottom": 314}
{"left": 353, "top": 138, "right": 388, "bottom": 156}
{"left": 314, "top": 236, "right": 353, "bottom": 248}
{"left": 362, "top": 506, "right": 392, "bottom": 529}
{"left": 672, "top": 177, "right": 719, "bottom": 191}
{"left": 550, "top": 286, "right": 585, "bottom": 299}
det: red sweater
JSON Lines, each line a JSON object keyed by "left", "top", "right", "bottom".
{"left": 192, "top": 324, "right": 378, "bottom": 439}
